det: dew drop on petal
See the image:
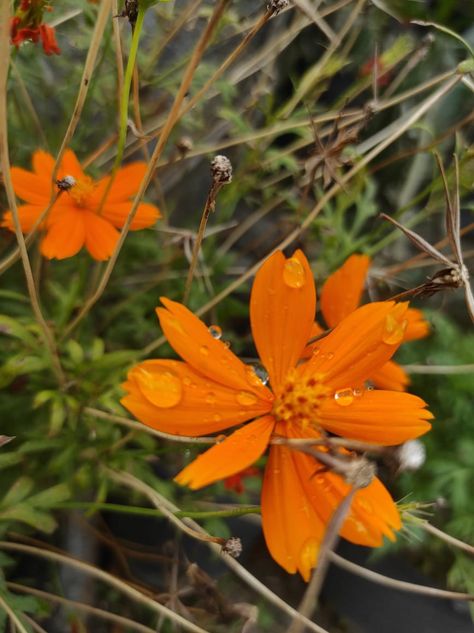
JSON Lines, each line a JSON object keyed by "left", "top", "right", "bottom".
{"left": 199, "top": 345, "right": 210, "bottom": 356}
{"left": 326, "top": 352, "right": 334, "bottom": 360}
{"left": 208, "top": 325, "right": 222, "bottom": 340}
{"left": 223, "top": 340, "right": 231, "bottom": 349}
{"left": 205, "top": 392, "right": 216, "bottom": 405}
{"left": 283, "top": 256, "right": 306, "bottom": 288}
{"left": 236, "top": 391, "right": 258, "bottom": 406}
{"left": 136, "top": 367, "right": 183, "bottom": 408}
{"left": 334, "top": 388, "right": 354, "bottom": 407}
{"left": 213, "top": 414, "right": 221, "bottom": 422}
{"left": 182, "top": 376, "right": 192, "bottom": 386}
{"left": 382, "top": 313, "right": 407, "bottom": 345}
{"left": 245, "top": 364, "right": 269, "bottom": 387}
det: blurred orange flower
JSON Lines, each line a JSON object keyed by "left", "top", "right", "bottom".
{"left": 10, "top": 1, "right": 60, "bottom": 55}
{"left": 306, "top": 254, "right": 430, "bottom": 390}
{"left": 121, "top": 250, "right": 432, "bottom": 580}
{"left": 2, "top": 149, "right": 160, "bottom": 261}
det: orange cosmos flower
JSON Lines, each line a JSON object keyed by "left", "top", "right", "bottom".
{"left": 121, "top": 250, "right": 433, "bottom": 580}
{"left": 2, "top": 149, "right": 160, "bottom": 261}
{"left": 307, "top": 254, "right": 430, "bottom": 391}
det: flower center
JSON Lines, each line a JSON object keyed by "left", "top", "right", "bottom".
{"left": 68, "top": 176, "right": 96, "bottom": 207}
{"left": 273, "top": 369, "right": 330, "bottom": 429}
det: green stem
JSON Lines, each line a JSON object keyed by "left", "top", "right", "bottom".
{"left": 99, "top": 7, "right": 146, "bottom": 209}
{"left": 53, "top": 501, "right": 261, "bottom": 519}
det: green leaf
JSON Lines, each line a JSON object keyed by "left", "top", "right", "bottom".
{"left": 0, "top": 504, "right": 57, "bottom": 533}
{"left": 1, "top": 477, "right": 34, "bottom": 507}
{"left": 28, "top": 484, "right": 70, "bottom": 508}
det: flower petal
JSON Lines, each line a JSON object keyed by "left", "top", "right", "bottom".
{"left": 121, "top": 360, "right": 271, "bottom": 436}
{"left": 318, "top": 390, "right": 433, "bottom": 445}
{"left": 100, "top": 202, "right": 160, "bottom": 229}
{"left": 11, "top": 167, "right": 51, "bottom": 204}
{"left": 2, "top": 205, "right": 43, "bottom": 233}
{"left": 262, "top": 444, "right": 325, "bottom": 580}
{"left": 83, "top": 211, "right": 119, "bottom": 261}
{"left": 32, "top": 149, "right": 55, "bottom": 177}
{"left": 93, "top": 162, "right": 148, "bottom": 203}
{"left": 371, "top": 360, "right": 410, "bottom": 391}
{"left": 404, "top": 308, "right": 430, "bottom": 341}
{"left": 305, "top": 302, "right": 409, "bottom": 388}
{"left": 157, "top": 299, "right": 274, "bottom": 402}
{"left": 40, "top": 209, "right": 86, "bottom": 260}
{"left": 57, "top": 149, "right": 85, "bottom": 180}
{"left": 320, "top": 254, "right": 370, "bottom": 328}
{"left": 250, "top": 250, "right": 316, "bottom": 391}
{"left": 174, "top": 415, "right": 274, "bottom": 489}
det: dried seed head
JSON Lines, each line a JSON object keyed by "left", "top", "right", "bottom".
{"left": 56, "top": 175, "right": 76, "bottom": 191}
{"left": 267, "top": 0, "right": 290, "bottom": 15}
{"left": 176, "top": 135, "right": 193, "bottom": 155}
{"left": 211, "top": 155, "right": 232, "bottom": 184}
{"left": 342, "top": 458, "right": 376, "bottom": 489}
{"left": 222, "top": 536, "right": 242, "bottom": 558}
{"left": 395, "top": 440, "right": 426, "bottom": 472}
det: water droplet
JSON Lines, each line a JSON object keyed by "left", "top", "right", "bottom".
{"left": 223, "top": 340, "right": 231, "bottom": 349}
{"left": 326, "top": 352, "right": 334, "bottom": 360}
{"left": 283, "top": 256, "right": 306, "bottom": 289}
{"left": 208, "top": 325, "right": 222, "bottom": 340}
{"left": 334, "top": 388, "right": 354, "bottom": 407}
{"left": 183, "top": 376, "right": 192, "bottom": 386}
{"left": 136, "top": 367, "right": 183, "bottom": 408}
{"left": 314, "top": 475, "right": 326, "bottom": 485}
{"left": 199, "top": 345, "right": 209, "bottom": 356}
{"left": 353, "top": 387, "right": 364, "bottom": 397}
{"left": 382, "top": 313, "right": 407, "bottom": 345}
{"left": 213, "top": 414, "right": 221, "bottom": 422}
{"left": 205, "top": 392, "right": 216, "bottom": 405}
{"left": 312, "top": 347, "right": 320, "bottom": 358}
{"left": 245, "top": 364, "right": 269, "bottom": 387}
{"left": 236, "top": 391, "right": 258, "bottom": 406}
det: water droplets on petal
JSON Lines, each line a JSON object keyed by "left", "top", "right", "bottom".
{"left": 136, "top": 366, "right": 183, "bottom": 408}
{"left": 383, "top": 313, "right": 408, "bottom": 345}
{"left": 283, "top": 256, "right": 306, "bottom": 289}
{"left": 199, "top": 345, "right": 210, "bottom": 356}
{"left": 245, "top": 363, "right": 269, "bottom": 387}
{"left": 236, "top": 391, "right": 259, "bottom": 406}
{"left": 205, "top": 392, "right": 216, "bottom": 405}
{"left": 334, "top": 388, "right": 354, "bottom": 407}
{"left": 208, "top": 325, "right": 222, "bottom": 340}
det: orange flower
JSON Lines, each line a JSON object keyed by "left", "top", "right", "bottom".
{"left": 121, "top": 250, "right": 433, "bottom": 580}
{"left": 2, "top": 149, "right": 160, "bottom": 261}
{"left": 309, "top": 254, "right": 430, "bottom": 391}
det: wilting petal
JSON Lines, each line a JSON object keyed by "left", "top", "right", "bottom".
{"left": 40, "top": 209, "right": 85, "bottom": 259}
{"left": 305, "top": 302, "right": 409, "bottom": 388}
{"left": 404, "top": 308, "right": 430, "bottom": 341}
{"left": 121, "top": 360, "right": 271, "bottom": 436}
{"left": 175, "top": 415, "right": 274, "bottom": 489}
{"left": 320, "top": 254, "right": 370, "bottom": 328}
{"left": 318, "top": 390, "right": 433, "bottom": 445}
{"left": 250, "top": 250, "right": 316, "bottom": 391}
{"left": 262, "top": 445, "right": 326, "bottom": 580}
{"left": 83, "top": 211, "right": 119, "bottom": 261}
{"left": 371, "top": 360, "right": 409, "bottom": 391}
{"left": 2, "top": 205, "right": 43, "bottom": 233}
{"left": 93, "top": 163, "right": 148, "bottom": 203}
{"left": 101, "top": 202, "right": 160, "bottom": 229}
{"left": 157, "top": 299, "right": 274, "bottom": 402}
{"left": 11, "top": 167, "right": 51, "bottom": 205}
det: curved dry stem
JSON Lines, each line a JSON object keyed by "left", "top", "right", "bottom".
{"left": 0, "top": 541, "right": 208, "bottom": 633}
{"left": 0, "top": 592, "right": 29, "bottom": 633}
{"left": 420, "top": 522, "right": 474, "bottom": 556}
{"left": 329, "top": 551, "right": 474, "bottom": 600}
{"left": 7, "top": 582, "right": 157, "bottom": 633}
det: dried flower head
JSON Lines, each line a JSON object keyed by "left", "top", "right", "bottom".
{"left": 211, "top": 155, "right": 233, "bottom": 185}
{"left": 267, "top": 0, "right": 290, "bottom": 16}
{"left": 223, "top": 537, "right": 243, "bottom": 558}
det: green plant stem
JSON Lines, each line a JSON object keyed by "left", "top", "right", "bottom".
{"left": 99, "top": 5, "right": 146, "bottom": 210}
{"left": 0, "top": 593, "right": 29, "bottom": 633}
{"left": 53, "top": 501, "right": 260, "bottom": 519}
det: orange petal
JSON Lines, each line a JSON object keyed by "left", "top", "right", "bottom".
{"left": 371, "top": 360, "right": 410, "bottom": 391}
{"left": 174, "top": 415, "right": 274, "bottom": 489}
{"left": 83, "top": 211, "right": 119, "bottom": 261}
{"left": 40, "top": 209, "right": 86, "bottom": 259}
{"left": 250, "top": 250, "right": 316, "bottom": 391}
{"left": 304, "top": 302, "right": 409, "bottom": 388}
{"left": 32, "top": 149, "right": 55, "bottom": 177}
{"left": 404, "top": 308, "right": 430, "bottom": 341}
{"left": 318, "top": 390, "right": 433, "bottom": 445}
{"left": 290, "top": 444, "right": 401, "bottom": 546}
{"left": 121, "top": 360, "right": 271, "bottom": 436}
{"left": 100, "top": 202, "right": 160, "bottom": 229}
{"left": 262, "top": 445, "right": 325, "bottom": 580}
{"left": 11, "top": 167, "right": 51, "bottom": 204}
{"left": 320, "top": 254, "right": 370, "bottom": 328}
{"left": 2, "top": 205, "right": 43, "bottom": 233}
{"left": 57, "top": 149, "right": 85, "bottom": 180}
{"left": 302, "top": 320, "right": 327, "bottom": 360}
{"left": 93, "top": 162, "right": 147, "bottom": 203}
{"left": 157, "top": 299, "right": 274, "bottom": 403}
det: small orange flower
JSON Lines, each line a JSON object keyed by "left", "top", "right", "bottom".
{"left": 10, "top": 1, "right": 60, "bottom": 55}
{"left": 121, "top": 250, "right": 433, "bottom": 580}
{"left": 308, "top": 254, "right": 430, "bottom": 391}
{"left": 2, "top": 149, "right": 160, "bottom": 261}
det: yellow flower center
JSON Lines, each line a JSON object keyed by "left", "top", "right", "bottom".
{"left": 68, "top": 176, "right": 96, "bottom": 207}
{"left": 273, "top": 369, "right": 330, "bottom": 429}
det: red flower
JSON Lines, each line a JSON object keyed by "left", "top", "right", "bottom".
{"left": 39, "top": 23, "right": 60, "bottom": 55}
{"left": 10, "top": 1, "right": 60, "bottom": 55}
